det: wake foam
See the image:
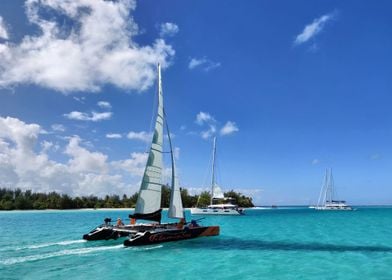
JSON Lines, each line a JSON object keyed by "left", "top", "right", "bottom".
{"left": 27, "top": 239, "right": 87, "bottom": 249}
{"left": 1, "top": 244, "right": 123, "bottom": 265}
{"left": 0, "top": 240, "right": 87, "bottom": 252}
{"left": 135, "top": 245, "right": 163, "bottom": 251}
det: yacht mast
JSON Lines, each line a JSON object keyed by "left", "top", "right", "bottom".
{"left": 210, "top": 136, "right": 217, "bottom": 205}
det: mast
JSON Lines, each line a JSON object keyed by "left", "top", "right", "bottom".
{"left": 210, "top": 136, "right": 217, "bottom": 205}
{"left": 317, "top": 168, "right": 328, "bottom": 207}
{"left": 131, "top": 63, "right": 164, "bottom": 222}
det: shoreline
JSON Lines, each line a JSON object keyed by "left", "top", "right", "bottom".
{"left": 1, "top": 205, "right": 392, "bottom": 212}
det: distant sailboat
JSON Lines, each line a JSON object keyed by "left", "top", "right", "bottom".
{"left": 83, "top": 64, "right": 219, "bottom": 244}
{"left": 314, "top": 168, "right": 353, "bottom": 211}
{"left": 191, "top": 137, "right": 244, "bottom": 215}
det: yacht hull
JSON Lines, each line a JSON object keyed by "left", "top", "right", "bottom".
{"left": 190, "top": 208, "right": 243, "bottom": 215}
{"left": 123, "top": 226, "right": 220, "bottom": 246}
{"left": 314, "top": 207, "right": 353, "bottom": 211}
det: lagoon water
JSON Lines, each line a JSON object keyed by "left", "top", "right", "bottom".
{"left": 1, "top": 208, "right": 391, "bottom": 280}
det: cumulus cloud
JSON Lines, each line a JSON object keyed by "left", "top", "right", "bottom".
{"left": 0, "top": 116, "right": 147, "bottom": 196}
{"left": 0, "top": 0, "right": 174, "bottom": 93}
{"left": 294, "top": 12, "right": 336, "bottom": 45}
{"left": 0, "top": 16, "right": 8, "bottom": 40}
{"left": 160, "top": 22, "right": 179, "bottom": 37}
{"left": 189, "top": 57, "right": 221, "bottom": 71}
{"left": 194, "top": 112, "right": 239, "bottom": 139}
{"left": 220, "top": 121, "right": 239, "bottom": 136}
{"left": 97, "top": 101, "right": 112, "bottom": 109}
{"left": 106, "top": 133, "right": 122, "bottom": 139}
{"left": 196, "top": 112, "right": 215, "bottom": 125}
{"left": 51, "top": 124, "right": 66, "bottom": 132}
{"left": 112, "top": 152, "right": 148, "bottom": 177}
{"left": 127, "top": 131, "right": 152, "bottom": 142}
{"left": 64, "top": 111, "right": 112, "bottom": 122}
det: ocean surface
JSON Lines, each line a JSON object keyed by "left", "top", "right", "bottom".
{"left": 1, "top": 207, "right": 391, "bottom": 280}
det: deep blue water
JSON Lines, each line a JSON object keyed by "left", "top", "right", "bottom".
{"left": 1, "top": 207, "right": 392, "bottom": 280}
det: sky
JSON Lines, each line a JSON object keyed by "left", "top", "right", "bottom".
{"left": 0, "top": 0, "right": 391, "bottom": 205}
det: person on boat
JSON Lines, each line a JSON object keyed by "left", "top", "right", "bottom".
{"left": 116, "top": 218, "right": 124, "bottom": 227}
{"left": 188, "top": 219, "right": 199, "bottom": 228}
{"left": 176, "top": 218, "right": 185, "bottom": 229}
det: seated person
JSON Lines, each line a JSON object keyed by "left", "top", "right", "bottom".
{"left": 116, "top": 218, "right": 124, "bottom": 226}
{"left": 189, "top": 219, "right": 199, "bottom": 228}
{"left": 176, "top": 218, "right": 185, "bottom": 229}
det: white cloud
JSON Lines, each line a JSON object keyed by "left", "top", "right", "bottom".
{"left": 64, "top": 111, "right": 112, "bottom": 122}
{"left": 40, "top": 140, "right": 54, "bottom": 153}
{"left": 73, "top": 96, "right": 86, "bottom": 103}
{"left": 0, "top": 0, "right": 174, "bottom": 93}
{"left": 0, "top": 116, "right": 147, "bottom": 196}
{"left": 220, "top": 121, "right": 239, "bottom": 136}
{"left": 201, "top": 125, "right": 216, "bottom": 140}
{"left": 51, "top": 123, "right": 66, "bottom": 132}
{"left": 0, "top": 16, "right": 8, "bottom": 40}
{"left": 65, "top": 136, "right": 108, "bottom": 173}
{"left": 196, "top": 111, "right": 215, "bottom": 125}
{"left": 127, "top": 131, "right": 152, "bottom": 142}
{"left": 312, "top": 159, "right": 320, "bottom": 165}
{"left": 97, "top": 101, "right": 112, "bottom": 109}
{"left": 112, "top": 152, "right": 148, "bottom": 177}
{"left": 294, "top": 12, "right": 336, "bottom": 45}
{"left": 194, "top": 112, "right": 238, "bottom": 139}
{"left": 106, "top": 133, "right": 122, "bottom": 139}
{"left": 189, "top": 57, "right": 221, "bottom": 71}
{"left": 160, "top": 22, "right": 179, "bottom": 37}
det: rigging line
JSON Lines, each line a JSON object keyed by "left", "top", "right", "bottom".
{"left": 162, "top": 108, "right": 176, "bottom": 183}
{"left": 145, "top": 68, "right": 160, "bottom": 154}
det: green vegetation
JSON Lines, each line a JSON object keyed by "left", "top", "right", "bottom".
{"left": 0, "top": 187, "right": 254, "bottom": 210}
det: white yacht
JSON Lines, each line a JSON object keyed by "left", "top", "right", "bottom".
{"left": 314, "top": 168, "right": 353, "bottom": 211}
{"left": 190, "top": 137, "right": 244, "bottom": 216}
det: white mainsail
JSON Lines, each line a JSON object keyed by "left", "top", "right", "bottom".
{"left": 210, "top": 137, "right": 225, "bottom": 203}
{"left": 212, "top": 183, "right": 224, "bottom": 199}
{"left": 134, "top": 64, "right": 164, "bottom": 215}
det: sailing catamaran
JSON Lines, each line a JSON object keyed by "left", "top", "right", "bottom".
{"left": 314, "top": 168, "right": 353, "bottom": 211}
{"left": 83, "top": 64, "right": 219, "bottom": 245}
{"left": 190, "top": 137, "right": 244, "bottom": 215}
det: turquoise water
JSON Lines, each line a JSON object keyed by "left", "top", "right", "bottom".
{"left": 1, "top": 208, "right": 392, "bottom": 280}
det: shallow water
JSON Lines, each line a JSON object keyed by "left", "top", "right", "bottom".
{"left": 1, "top": 207, "right": 391, "bottom": 279}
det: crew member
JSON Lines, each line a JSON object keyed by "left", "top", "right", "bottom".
{"left": 116, "top": 218, "right": 124, "bottom": 226}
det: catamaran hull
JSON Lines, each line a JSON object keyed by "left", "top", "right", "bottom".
{"left": 82, "top": 223, "right": 180, "bottom": 241}
{"left": 83, "top": 226, "right": 130, "bottom": 241}
{"left": 190, "top": 208, "right": 244, "bottom": 215}
{"left": 123, "top": 226, "right": 220, "bottom": 246}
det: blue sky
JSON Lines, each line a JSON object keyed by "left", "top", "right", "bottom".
{"left": 0, "top": 0, "right": 391, "bottom": 205}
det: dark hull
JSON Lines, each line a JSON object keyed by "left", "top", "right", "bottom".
{"left": 83, "top": 226, "right": 131, "bottom": 241}
{"left": 123, "top": 226, "right": 220, "bottom": 246}
{"left": 82, "top": 223, "right": 179, "bottom": 241}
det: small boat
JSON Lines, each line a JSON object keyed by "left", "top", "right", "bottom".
{"left": 191, "top": 137, "right": 244, "bottom": 216}
{"left": 314, "top": 168, "right": 353, "bottom": 211}
{"left": 83, "top": 64, "right": 219, "bottom": 245}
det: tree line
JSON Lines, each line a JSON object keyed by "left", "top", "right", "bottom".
{"left": 0, "top": 187, "right": 254, "bottom": 210}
